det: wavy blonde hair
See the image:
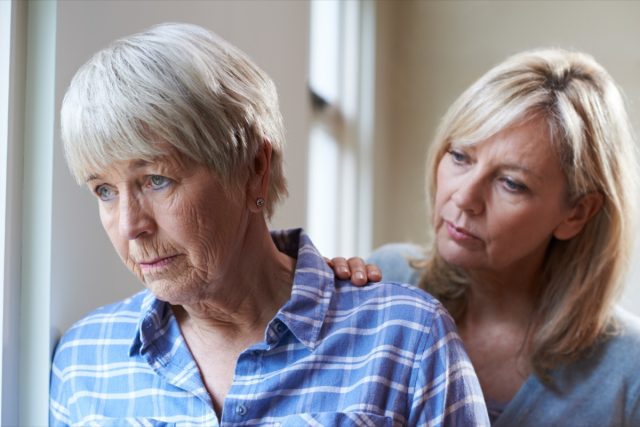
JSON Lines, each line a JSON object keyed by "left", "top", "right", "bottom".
{"left": 417, "top": 48, "right": 639, "bottom": 376}
{"left": 61, "top": 23, "right": 287, "bottom": 218}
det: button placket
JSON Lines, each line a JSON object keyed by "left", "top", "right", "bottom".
{"left": 222, "top": 347, "right": 265, "bottom": 423}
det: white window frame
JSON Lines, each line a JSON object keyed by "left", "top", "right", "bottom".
{"left": 0, "top": 1, "right": 22, "bottom": 425}
{"left": 307, "top": 0, "right": 376, "bottom": 257}
{"left": 1, "top": 1, "right": 57, "bottom": 424}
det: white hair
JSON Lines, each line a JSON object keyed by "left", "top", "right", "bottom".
{"left": 61, "top": 22, "right": 287, "bottom": 217}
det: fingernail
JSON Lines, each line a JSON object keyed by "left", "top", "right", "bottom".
{"left": 339, "top": 266, "right": 349, "bottom": 274}
{"left": 354, "top": 272, "right": 365, "bottom": 281}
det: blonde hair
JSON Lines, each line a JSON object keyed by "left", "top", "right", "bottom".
{"left": 418, "top": 48, "right": 639, "bottom": 376}
{"left": 61, "top": 22, "right": 287, "bottom": 218}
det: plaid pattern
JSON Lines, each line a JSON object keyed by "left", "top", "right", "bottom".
{"left": 50, "top": 229, "right": 489, "bottom": 426}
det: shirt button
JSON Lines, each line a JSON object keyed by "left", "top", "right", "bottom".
{"left": 235, "top": 404, "right": 248, "bottom": 416}
{"left": 275, "top": 322, "right": 286, "bottom": 333}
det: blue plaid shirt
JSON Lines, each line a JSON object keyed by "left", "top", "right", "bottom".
{"left": 50, "top": 229, "right": 489, "bottom": 426}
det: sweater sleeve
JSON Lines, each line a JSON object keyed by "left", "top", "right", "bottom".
{"left": 366, "top": 243, "right": 424, "bottom": 286}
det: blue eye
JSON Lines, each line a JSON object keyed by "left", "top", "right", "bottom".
{"left": 95, "top": 185, "right": 116, "bottom": 201}
{"left": 501, "top": 177, "right": 528, "bottom": 193}
{"left": 447, "top": 149, "right": 468, "bottom": 164}
{"left": 148, "top": 175, "right": 172, "bottom": 190}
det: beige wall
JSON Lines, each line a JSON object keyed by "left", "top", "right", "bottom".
{"left": 373, "top": 0, "right": 640, "bottom": 313}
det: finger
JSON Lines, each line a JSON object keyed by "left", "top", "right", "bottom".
{"left": 347, "top": 257, "right": 368, "bottom": 286}
{"left": 365, "top": 264, "right": 382, "bottom": 282}
{"left": 330, "top": 257, "right": 351, "bottom": 279}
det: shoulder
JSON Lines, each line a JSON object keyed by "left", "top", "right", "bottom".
{"left": 332, "top": 279, "right": 453, "bottom": 337}
{"left": 613, "top": 306, "right": 640, "bottom": 337}
{"left": 50, "top": 290, "right": 159, "bottom": 424}
{"left": 556, "top": 307, "right": 640, "bottom": 387}
{"left": 531, "top": 308, "right": 640, "bottom": 425}
{"left": 602, "top": 307, "right": 640, "bottom": 360}
{"left": 340, "top": 283, "right": 487, "bottom": 425}
{"left": 366, "top": 243, "right": 424, "bottom": 285}
{"left": 52, "top": 290, "right": 148, "bottom": 367}
{"left": 57, "top": 289, "right": 148, "bottom": 341}
{"left": 329, "top": 280, "right": 467, "bottom": 380}
{"left": 367, "top": 242, "right": 424, "bottom": 263}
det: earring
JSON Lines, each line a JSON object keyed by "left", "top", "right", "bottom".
{"left": 256, "top": 197, "right": 265, "bottom": 208}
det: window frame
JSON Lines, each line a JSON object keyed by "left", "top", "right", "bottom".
{"left": 1, "top": 1, "right": 57, "bottom": 424}
{"left": 0, "top": 1, "right": 23, "bottom": 425}
{"left": 306, "top": 0, "right": 376, "bottom": 257}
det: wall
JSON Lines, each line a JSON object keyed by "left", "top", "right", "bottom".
{"left": 50, "top": 0, "right": 311, "bottom": 338}
{"left": 373, "top": 0, "right": 640, "bottom": 314}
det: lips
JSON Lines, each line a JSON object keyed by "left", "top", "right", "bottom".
{"left": 138, "top": 255, "right": 179, "bottom": 271}
{"left": 444, "top": 221, "right": 481, "bottom": 242}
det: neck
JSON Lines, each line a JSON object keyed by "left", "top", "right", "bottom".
{"left": 175, "top": 217, "right": 295, "bottom": 341}
{"left": 462, "top": 260, "right": 542, "bottom": 328}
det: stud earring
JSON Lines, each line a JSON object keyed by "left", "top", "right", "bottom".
{"left": 256, "top": 197, "right": 265, "bottom": 208}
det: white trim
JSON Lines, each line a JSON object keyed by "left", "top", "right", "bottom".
{"left": 0, "top": 1, "right": 26, "bottom": 425}
{"left": 355, "top": 0, "right": 376, "bottom": 256}
{"left": 19, "top": 1, "right": 57, "bottom": 425}
{"left": 0, "top": 1, "right": 13, "bottom": 420}
{"left": 337, "top": 0, "right": 359, "bottom": 257}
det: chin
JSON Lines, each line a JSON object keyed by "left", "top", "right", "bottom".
{"left": 440, "top": 253, "right": 475, "bottom": 269}
{"left": 144, "top": 279, "right": 191, "bottom": 305}
{"left": 437, "top": 242, "right": 484, "bottom": 271}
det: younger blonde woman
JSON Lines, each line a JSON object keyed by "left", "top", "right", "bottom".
{"left": 334, "top": 48, "right": 640, "bottom": 425}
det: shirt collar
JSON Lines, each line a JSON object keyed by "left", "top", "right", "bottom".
{"left": 271, "top": 228, "right": 335, "bottom": 350}
{"left": 129, "top": 290, "right": 171, "bottom": 357}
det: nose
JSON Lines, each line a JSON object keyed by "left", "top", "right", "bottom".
{"left": 118, "top": 190, "right": 155, "bottom": 240}
{"left": 451, "top": 173, "right": 485, "bottom": 215}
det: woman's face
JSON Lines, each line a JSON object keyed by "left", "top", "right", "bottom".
{"left": 87, "top": 150, "right": 249, "bottom": 305}
{"left": 434, "top": 118, "right": 577, "bottom": 279}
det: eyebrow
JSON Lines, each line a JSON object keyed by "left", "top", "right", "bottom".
{"left": 85, "top": 159, "right": 153, "bottom": 183}
{"left": 451, "top": 142, "right": 547, "bottom": 183}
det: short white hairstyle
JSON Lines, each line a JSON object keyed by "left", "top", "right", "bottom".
{"left": 61, "top": 22, "right": 287, "bottom": 217}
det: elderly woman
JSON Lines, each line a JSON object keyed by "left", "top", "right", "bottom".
{"left": 334, "top": 49, "right": 640, "bottom": 425}
{"left": 49, "top": 23, "right": 489, "bottom": 426}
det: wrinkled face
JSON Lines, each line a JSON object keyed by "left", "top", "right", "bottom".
{"left": 434, "top": 118, "right": 575, "bottom": 278}
{"left": 87, "top": 150, "right": 248, "bottom": 305}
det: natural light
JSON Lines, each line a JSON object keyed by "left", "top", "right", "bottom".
{"left": 306, "top": 0, "right": 375, "bottom": 257}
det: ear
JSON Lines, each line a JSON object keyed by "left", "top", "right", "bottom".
{"left": 246, "top": 140, "right": 272, "bottom": 213}
{"left": 553, "top": 192, "right": 604, "bottom": 240}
